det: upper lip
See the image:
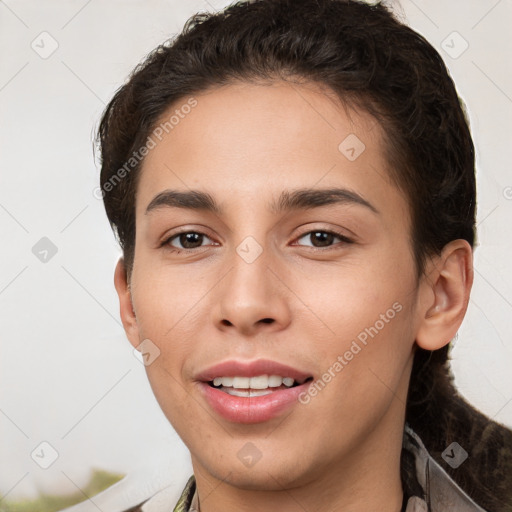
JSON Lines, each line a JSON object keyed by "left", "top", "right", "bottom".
{"left": 195, "top": 358, "right": 313, "bottom": 384}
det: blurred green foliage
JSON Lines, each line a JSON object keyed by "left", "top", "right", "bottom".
{"left": 0, "top": 469, "right": 124, "bottom": 512}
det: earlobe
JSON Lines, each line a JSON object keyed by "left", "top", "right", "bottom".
{"left": 113, "top": 257, "right": 140, "bottom": 348}
{"left": 416, "top": 239, "right": 473, "bottom": 351}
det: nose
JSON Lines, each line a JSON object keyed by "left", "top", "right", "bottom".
{"left": 213, "top": 243, "right": 292, "bottom": 337}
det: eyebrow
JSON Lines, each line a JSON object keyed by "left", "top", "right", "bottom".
{"left": 145, "top": 187, "right": 379, "bottom": 216}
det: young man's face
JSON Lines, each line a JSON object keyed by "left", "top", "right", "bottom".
{"left": 119, "top": 81, "right": 425, "bottom": 490}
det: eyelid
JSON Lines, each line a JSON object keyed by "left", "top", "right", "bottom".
{"left": 160, "top": 228, "right": 216, "bottom": 250}
{"left": 161, "top": 226, "right": 353, "bottom": 252}
{"left": 292, "top": 228, "right": 354, "bottom": 247}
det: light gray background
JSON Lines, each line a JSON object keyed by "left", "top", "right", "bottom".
{"left": 1, "top": 0, "right": 511, "bottom": 500}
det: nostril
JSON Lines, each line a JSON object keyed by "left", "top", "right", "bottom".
{"left": 260, "top": 318, "right": 274, "bottom": 324}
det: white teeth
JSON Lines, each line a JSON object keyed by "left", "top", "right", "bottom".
{"left": 224, "top": 388, "right": 274, "bottom": 397}
{"left": 249, "top": 375, "right": 272, "bottom": 389}
{"left": 268, "top": 375, "right": 283, "bottom": 387}
{"left": 232, "top": 376, "right": 250, "bottom": 388}
{"left": 211, "top": 374, "right": 297, "bottom": 389}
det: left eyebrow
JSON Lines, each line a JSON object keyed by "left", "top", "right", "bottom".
{"left": 145, "top": 187, "right": 379, "bottom": 216}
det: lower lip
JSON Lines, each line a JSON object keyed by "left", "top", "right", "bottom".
{"left": 198, "top": 382, "right": 311, "bottom": 424}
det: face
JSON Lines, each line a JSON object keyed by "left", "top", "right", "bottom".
{"left": 121, "top": 80, "right": 425, "bottom": 490}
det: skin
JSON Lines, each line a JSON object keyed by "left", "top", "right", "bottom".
{"left": 114, "top": 80, "right": 473, "bottom": 512}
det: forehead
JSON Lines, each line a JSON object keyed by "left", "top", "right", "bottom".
{"left": 135, "top": 80, "right": 401, "bottom": 219}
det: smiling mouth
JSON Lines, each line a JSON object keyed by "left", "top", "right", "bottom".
{"left": 207, "top": 375, "right": 314, "bottom": 397}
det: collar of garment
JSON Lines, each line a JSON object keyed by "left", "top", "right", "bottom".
{"left": 169, "top": 424, "right": 487, "bottom": 512}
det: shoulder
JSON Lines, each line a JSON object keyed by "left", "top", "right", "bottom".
{"left": 57, "top": 466, "right": 192, "bottom": 512}
{"left": 402, "top": 424, "right": 488, "bottom": 512}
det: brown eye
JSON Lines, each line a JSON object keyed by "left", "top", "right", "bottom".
{"left": 295, "top": 230, "right": 352, "bottom": 249}
{"left": 164, "top": 231, "right": 212, "bottom": 251}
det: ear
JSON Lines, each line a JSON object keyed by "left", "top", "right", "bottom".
{"left": 114, "top": 257, "right": 140, "bottom": 349}
{"left": 415, "top": 239, "right": 473, "bottom": 351}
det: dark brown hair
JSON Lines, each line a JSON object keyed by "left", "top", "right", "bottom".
{"left": 96, "top": 0, "right": 512, "bottom": 509}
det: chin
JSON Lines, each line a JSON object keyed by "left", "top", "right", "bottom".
{"left": 198, "top": 455, "right": 314, "bottom": 491}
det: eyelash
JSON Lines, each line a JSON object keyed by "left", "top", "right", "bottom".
{"left": 160, "top": 228, "right": 353, "bottom": 254}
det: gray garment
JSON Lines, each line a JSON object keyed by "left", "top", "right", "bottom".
{"left": 400, "top": 424, "right": 486, "bottom": 511}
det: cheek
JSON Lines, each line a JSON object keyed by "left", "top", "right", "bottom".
{"left": 293, "top": 254, "right": 411, "bottom": 343}
{"left": 295, "top": 254, "right": 415, "bottom": 399}
{"left": 129, "top": 264, "right": 213, "bottom": 408}
{"left": 131, "top": 258, "right": 211, "bottom": 341}
{"left": 143, "top": 362, "right": 202, "bottom": 448}
{"left": 315, "top": 298, "right": 411, "bottom": 389}
{"left": 305, "top": 309, "right": 414, "bottom": 443}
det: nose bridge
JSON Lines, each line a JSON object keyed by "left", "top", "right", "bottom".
{"left": 214, "top": 234, "right": 290, "bottom": 333}
{"left": 227, "top": 235, "right": 273, "bottom": 308}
